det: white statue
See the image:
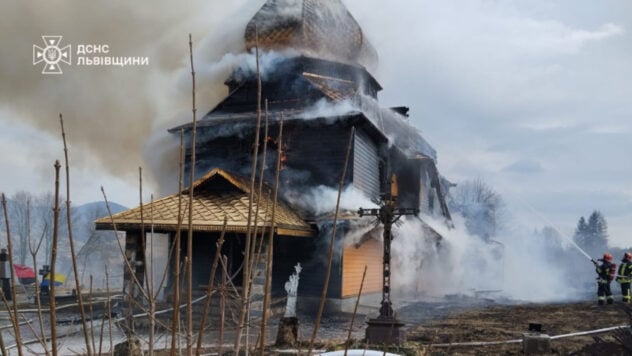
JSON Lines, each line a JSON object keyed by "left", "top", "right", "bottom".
{"left": 283, "top": 263, "right": 302, "bottom": 318}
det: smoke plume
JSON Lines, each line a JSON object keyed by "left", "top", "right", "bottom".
{"left": 385, "top": 214, "right": 583, "bottom": 302}
{"left": 0, "top": 0, "right": 263, "bottom": 195}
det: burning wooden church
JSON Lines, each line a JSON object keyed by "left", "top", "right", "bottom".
{"left": 96, "top": 0, "right": 452, "bottom": 314}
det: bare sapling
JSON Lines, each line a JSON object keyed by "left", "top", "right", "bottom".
{"left": 138, "top": 168, "right": 157, "bottom": 356}
{"left": 24, "top": 201, "right": 50, "bottom": 353}
{"left": 344, "top": 265, "right": 367, "bottom": 356}
{"left": 49, "top": 160, "right": 62, "bottom": 356}
{"left": 0, "top": 310, "right": 6, "bottom": 356}
{"left": 89, "top": 275, "right": 96, "bottom": 353}
{"left": 235, "top": 24, "right": 263, "bottom": 354}
{"left": 252, "top": 104, "right": 271, "bottom": 353}
{"left": 258, "top": 113, "right": 284, "bottom": 355}
{"left": 170, "top": 129, "right": 186, "bottom": 355}
{"left": 195, "top": 217, "right": 227, "bottom": 354}
{"left": 246, "top": 100, "right": 270, "bottom": 313}
{"left": 0, "top": 289, "right": 22, "bottom": 352}
{"left": 29, "top": 222, "right": 50, "bottom": 355}
{"left": 308, "top": 127, "right": 355, "bottom": 355}
{"left": 59, "top": 114, "right": 93, "bottom": 355}
{"left": 0, "top": 302, "right": 6, "bottom": 356}
{"left": 98, "top": 270, "right": 107, "bottom": 355}
{"left": 100, "top": 187, "right": 151, "bottom": 347}
{"left": 186, "top": 33, "right": 198, "bottom": 356}
{"left": 105, "top": 266, "right": 113, "bottom": 356}
{"left": 147, "top": 191, "right": 175, "bottom": 356}
{"left": 218, "top": 255, "right": 228, "bottom": 356}
{"left": 1, "top": 193, "right": 23, "bottom": 356}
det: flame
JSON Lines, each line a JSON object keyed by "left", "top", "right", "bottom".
{"left": 266, "top": 136, "right": 288, "bottom": 169}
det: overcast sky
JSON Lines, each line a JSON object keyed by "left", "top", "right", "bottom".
{"left": 1, "top": 0, "right": 630, "bottom": 247}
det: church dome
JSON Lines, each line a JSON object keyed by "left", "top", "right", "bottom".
{"left": 245, "top": 0, "right": 378, "bottom": 70}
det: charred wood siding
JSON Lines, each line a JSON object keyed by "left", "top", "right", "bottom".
{"left": 189, "top": 120, "right": 363, "bottom": 190}
{"left": 342, "top": 238, "right": 382, "bottom": 297}
{"left": 190, "top": 129, "right": 255, "bottom": 177}
{"left": 395, "top": 159, "right": 421, "bottom": 211}
{"left": 273, "top": 234, "right": 342, "bottom": 298}
{"left": 167, "top": 232, "right": 244, "bottom": 292}
{"left": 284, "top": 123, "right": 353, "bottom": 188}
{"left": 353, "top": 129, "right": 380, "bottom": 200}
{"left": 218, "top": 56, "right": 381, "bottom": 114}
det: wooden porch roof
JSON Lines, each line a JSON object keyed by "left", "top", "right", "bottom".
{"left": 94, "top": 168, "right": 314, "bottom": 237}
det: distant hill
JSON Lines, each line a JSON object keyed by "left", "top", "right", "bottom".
{"left": 71, "top": 201, "right": 127, "bottom": 243}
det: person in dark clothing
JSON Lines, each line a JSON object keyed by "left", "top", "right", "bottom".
{"left": 616, "top": 252, "right": 632, "bottom": 303}
{"left": 593, "top": 253, "right": 617, "bottom": 305}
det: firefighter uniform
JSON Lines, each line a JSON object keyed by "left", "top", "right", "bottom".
{"left": 616, "top": 253, "right": 632, "bottom": 303}
{"left": 595, "top": 254, "right": 616, "bottom": 305}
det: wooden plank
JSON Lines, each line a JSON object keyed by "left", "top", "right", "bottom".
{"left": 353, "top": 129, "right": 380, "bottom": 198}
{"left": 342, "top": 238, "right": 382, "bottom": 297}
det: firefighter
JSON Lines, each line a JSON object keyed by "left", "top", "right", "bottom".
{"left": 593, "top": 253, "right": 616, "bottom": 305}
{"left": 616, "top": 252, "right": 632, "bottom": 303}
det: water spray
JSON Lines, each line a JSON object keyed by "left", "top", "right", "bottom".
{"left": 498, "top": 186, "right": 594, "bottom": 262}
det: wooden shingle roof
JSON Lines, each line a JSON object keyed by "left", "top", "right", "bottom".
{"left": 244, "top": 0, "right": 378, "bottom": 68}
{"left": 94, "top": 168, "right": 314, "bottom": 237}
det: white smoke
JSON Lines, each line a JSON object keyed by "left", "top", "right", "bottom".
{"left": 384, "top": 213, "right": 581, "bottom": 302}
{"left": 285, "top": 184, "right": 377, "bottom": 217}
{"left": 297, "top": 98, "right": 358, "bottom": 121}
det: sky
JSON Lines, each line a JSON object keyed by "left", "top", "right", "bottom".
{"left": 1, "top": 0, "right": 630, "bottom": 248}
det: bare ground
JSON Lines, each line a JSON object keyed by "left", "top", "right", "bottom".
{"left": 407, "top": 301, "right": 631, "bottom": 355}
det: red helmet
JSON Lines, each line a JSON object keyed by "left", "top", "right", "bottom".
{"left": 624, "top": 252, "right": 632, "bottom": 261}
{"left": 603, "top": 253, "right": 613, "bottom": 262}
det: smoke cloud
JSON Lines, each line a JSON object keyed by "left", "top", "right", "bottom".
{"left": 385, "top": 214, "right": 583, "bottom": 302}
{"left": 0, "top": 0, "right": 264, "bottom": 197}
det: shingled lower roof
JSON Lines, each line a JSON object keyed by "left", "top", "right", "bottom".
{"left": 94, "top": 168, "right": 314, "bottom": 237}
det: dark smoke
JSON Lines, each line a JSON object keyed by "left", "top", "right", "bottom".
{"left": 0, "top": 0, "right": 263, "bottom": 194}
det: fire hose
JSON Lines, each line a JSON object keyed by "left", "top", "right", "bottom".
{"left": 430, "top": 324, "right": 630, "bottom": 348}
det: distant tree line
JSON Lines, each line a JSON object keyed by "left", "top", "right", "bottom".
{"left": 573, "top": 210, "right": 609, "bottom": 259}
{"left": 0, "top": 190, "right": 126, "bottom": 287}
{"left": 448, "top": 178, "right": 505, "bottom": 241}
{"left": 0, "top": 191, "right": 68, "bottom": 266}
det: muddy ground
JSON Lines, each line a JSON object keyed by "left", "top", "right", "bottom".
{"left": 4, "top": 294, "right": 632, "bottom": 355}
{"left": 119, "top": 297, "right": 632, "bottom": 355}
{"left": 405, "top": 300, "right": 632, "bottom": 355}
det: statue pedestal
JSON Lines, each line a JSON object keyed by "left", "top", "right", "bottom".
{"left": 275, "top": 317, "right": 299, "bottom": 346}
{"left": 365, "top": 317, "right": 406, "bottom": 345}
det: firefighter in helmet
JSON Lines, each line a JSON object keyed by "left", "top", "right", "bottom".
{"left": 616, "top": 252, "right": 632, "bottom": 303}
{"left": 593, "top": 253, "right": 616, "bottom": 305}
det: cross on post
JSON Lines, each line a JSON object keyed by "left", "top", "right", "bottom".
{"left": 358, "top": 175, "right": 418, "bottom": 345}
